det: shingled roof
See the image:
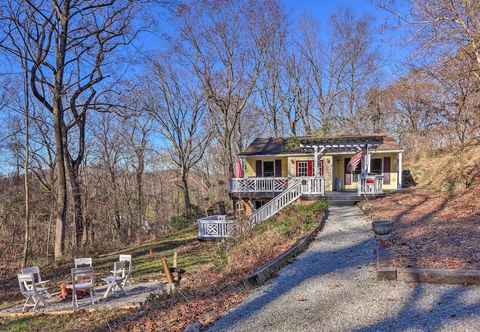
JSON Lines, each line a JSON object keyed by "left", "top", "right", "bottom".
{"left": 239, "top": 134, "right": 402, "bottom": 156}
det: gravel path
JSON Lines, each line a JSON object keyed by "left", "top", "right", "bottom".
{"left": 208, "top": 206, "right": 480, "bottom": 332}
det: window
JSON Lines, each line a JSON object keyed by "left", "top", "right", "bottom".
{"left": 297, "top": 161, "right": 307, "bottom": 177}
{"left": 263, "top": 161, "right": 274, "bottom": 177}
{"left": 371, "top": 158, "right": 383, "bottom": 175}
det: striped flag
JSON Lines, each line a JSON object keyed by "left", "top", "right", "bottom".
{"left": 347, "top": 150, "right": 364, "bottom": 173}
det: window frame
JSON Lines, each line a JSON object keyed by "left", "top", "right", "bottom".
{"left": 262, "top": 160, "right": 275, "bottom": 177}
{"left": 297, "top": 161, "right": 308, "bottom": 177}
{"left": 370, "top": 158, "right": 383, "bottom": 175}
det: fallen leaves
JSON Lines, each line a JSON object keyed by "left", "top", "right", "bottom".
{"left": 365, "top": 185, "right": 480, "bottom": 270}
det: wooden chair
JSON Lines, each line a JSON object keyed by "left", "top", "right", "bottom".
{"left": 74, "top": 257, "right": 92, "bottom": 268}
{"left": 17, "top": 273, "right": 49, "bottom": 312}
{"left": 71, "top": 267, "right": 96, "bottom": 309}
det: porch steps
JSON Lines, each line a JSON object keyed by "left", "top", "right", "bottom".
{"left": 325, "top": 192, "right": 362, "bottom": 206}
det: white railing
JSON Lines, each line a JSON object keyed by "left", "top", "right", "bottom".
{"left": 230, "top": 176, "right": 325, "bottom": 194}
{"left": 230, "top": 177, "right": 289, "bottom": 193}
{"left": 198, "top": 215, "right": 236, "bottom": 239}
{"left": 358, "top": 175, "right": 384, "bottom": 195}
{"left": 201, "top": 177, "right": 325, "bottom": 239}
{"left": 299, "top": 177, "right": 325, "bottom": 195}
{"left": 249, "top": 179, "right": 303, "bottom": 226}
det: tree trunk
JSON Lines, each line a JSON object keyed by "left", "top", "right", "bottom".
{"left": 136, "top": 168, "right": 144, "bottom": 238}
{"left": 181, "top": 171, "right": 192, "bottom": 218}
{"left": 22, "top": 66, "right": 31, "bottom": 268}
{"left": 70, "top": 171, "right": 84, "bottom": 249}
{"left": 53, "top": 107, "right": 67, "bottom": 261}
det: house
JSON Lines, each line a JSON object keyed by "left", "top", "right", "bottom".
{"left": 230, "top": 133, "right": 403, "bottom": 214}
{"left": 199, "top": 133, "right": 403, "bottom": 239}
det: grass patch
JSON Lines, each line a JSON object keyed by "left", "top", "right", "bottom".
{"left": 217, "top": 199, "right": 327, "bottom": 274}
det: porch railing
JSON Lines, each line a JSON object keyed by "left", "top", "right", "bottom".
{"left": 229, "top": 177, "right": 289, "bottom": 193}
{"left": 230, "top": 176, "right": 324, "bottom": 195}
{"left": 197, "top": 215, "right": 236, "bottom": 239}
{"left": 358, "top": 175, "right": 384, "bottom": 195}
{"left": 299, "top": 177, "right": 325, "bottom": 195}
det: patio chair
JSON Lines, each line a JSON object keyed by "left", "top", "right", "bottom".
{"left": 17, "top": 273, "right": 50, "bottom": 312}
{"left": 118, "top": 255, "right": 132, "bottom": 287}
{"left": 102, "top": 261, "right": 129, "bottom": 299}
{"left": 21, "top": 266, "right": 49, "bottom": 287}
{"left": 74, "top": 257, "right": 92, "bottom": 268}
{"left": 71, "top": 267, "right": 96, "bottom": 309}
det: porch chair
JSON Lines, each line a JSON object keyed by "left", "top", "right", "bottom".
{"left": 74, "top": 257, "right": 92, "bottom": 268}
{"left": 21, "top": 266, "right": 49, "bottom": 287}
{"left": 71, "top": 267, "right": 96, "bottom": 309}
{"left": 17, "top": 273, "right": 50, "bottom": 312}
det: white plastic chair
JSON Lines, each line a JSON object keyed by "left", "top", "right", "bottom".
{"left": 118, "top": 255, "right": 132, "bottom": 287}
{"left": 102, "top": 261, "right": 128, "bottom": 299}
{"left": 21, "top": 266, "right": 49, "bottom": 287}
{"left": 17, "top": 273, "right": 49, "bottom": 312}
{"left": 71, "top": 267, "right": 96, "bottom": 309}
{"left": 102, "top": 255, "right": 132, "bottom": 298}
{"left": 74, "top": 257, "right": 92, "bottom": 268}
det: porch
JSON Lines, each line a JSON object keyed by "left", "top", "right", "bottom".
{"left": 229, "top": 175, "right": 383, "bottom": 196}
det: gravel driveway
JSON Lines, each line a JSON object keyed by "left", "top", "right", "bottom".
{"left": 207, "top": 206, "right": 480, "bottom": 332}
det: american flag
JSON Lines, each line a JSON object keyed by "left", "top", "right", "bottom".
{"left": 347, "top": 150, "right": 364, "bottom": 173}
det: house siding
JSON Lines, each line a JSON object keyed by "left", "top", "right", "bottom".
{"left": 244, "top": 157, "right": 288, "bottom": 177}
{"left": 242, "top": 151, "right": 399, "bottom": 192}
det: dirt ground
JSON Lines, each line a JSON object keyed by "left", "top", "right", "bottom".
{"left": 364, "top": 186, "right": 480, "bottom": 270}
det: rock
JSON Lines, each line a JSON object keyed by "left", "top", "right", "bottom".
{"left": 183, "top": 321, "right": 202, "bottom": 332}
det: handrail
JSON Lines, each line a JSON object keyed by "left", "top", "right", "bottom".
{"left": 248, "top": 178, "right": 303, "bottom": 226}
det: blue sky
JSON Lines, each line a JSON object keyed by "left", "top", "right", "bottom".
{"left": 131, "top": 0, "right": 413, "bottom": 83}
{"left": 282, "top": 0, "right": 412, "bottom": 82}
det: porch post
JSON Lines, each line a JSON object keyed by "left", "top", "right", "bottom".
{"left": 398, "top": 152, "right": 403, "bottom": 189}
{"left": 313, "top": 146, "right": 319, "bottom": 177}
{"left": 367, "top": 152, "right": 371, "bottom": 173}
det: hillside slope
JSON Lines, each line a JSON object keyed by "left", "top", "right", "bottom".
{"left": 364, "top": 143, "right": 480, "bottom": 270}
{"left": 406, "top": 144, "right": 480, "bottom": 192}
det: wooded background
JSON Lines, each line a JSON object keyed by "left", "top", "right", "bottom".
{"left": 0, "top": 0, "right": 478, "bottom": 274}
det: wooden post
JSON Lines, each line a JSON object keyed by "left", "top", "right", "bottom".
{"left": 161, "top": 256, "right": 175, "bottom": 294}
{"left": 173, "top": 251, "right": 177, "bottom": 269}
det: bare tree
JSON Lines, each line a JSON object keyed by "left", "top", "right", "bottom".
{"left": 0, "top": 0, "right": 149, "bottom": 259}
{"left": 175, "top": 0, "right": 279, "bottom": 177}
{"left": 147, "top": 63, "right": 211, "bottom": 218}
